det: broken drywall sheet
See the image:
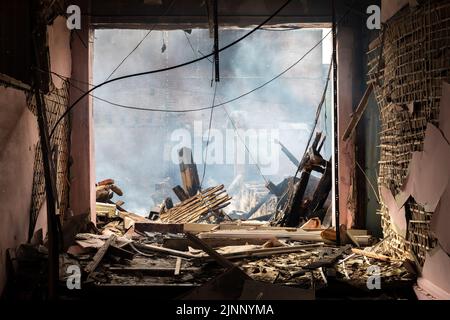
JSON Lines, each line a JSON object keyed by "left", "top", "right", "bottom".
{"left": 47, "top": 16, "right": 71, "bottom": 89}
{"left": 439, "top": 82, "right": 450, "bottom": 142}
{"left": 396, "top": 124, "right": 450, "bottom": 212}
{"left": 417, "top": 245, "right": 450, "bottom": 300}
{"left": 380, "top": 186, "right": 407, "bottom": 238}
{"left": 430, "top": 182, "right": 450, "bottom": 255}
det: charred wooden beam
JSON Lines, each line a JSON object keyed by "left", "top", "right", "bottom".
{"left": 173, "top": 185, "right": 189, "bottom": 202}
{"left": 178, "top": 147, "right": 201, "bottom": 197}
{"left": 213, "top": 0, "right": 220, "bottom": 82}
{"left": 280, "top": 169, "right": 312, "bottom": 227}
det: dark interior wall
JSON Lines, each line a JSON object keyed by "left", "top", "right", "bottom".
{"left": 338, "top": 1, "right": 382, "bottom": 235}
{"left": 0, "top": 87, "right": 42, "bottom": 296}
{"left": 352, "top": 9, "right": 382, "bottom": 237}
{"left": 90, "top": 0, "right": 333, "bottom": 28}
{"left": 0, "top": 1, "right": 32, "bottom": 85}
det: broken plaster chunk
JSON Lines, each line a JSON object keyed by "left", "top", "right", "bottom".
{"left": 396, "top": 123, "right": 450, "bottom": 212}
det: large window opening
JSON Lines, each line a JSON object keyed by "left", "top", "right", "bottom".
{"left": 93, "top": 27, "right": 332, "bottom": 217}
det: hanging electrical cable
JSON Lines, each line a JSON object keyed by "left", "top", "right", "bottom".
{"left": 200, "top": 81, "right": 218, "bottom": 188}
{"left": 104, "top": 0, "right": 177, "bottom": 81}
{"left": 48, "top": 0, "right": 294, "bottom": 138}
{"left": 47, "top": 8, "right": 352, "bottom": 118}
{"left": 332, "top": 0, "right": 340, "bottom": 246}
{"left": 46, "top": 27, "right": 332, "bottom": 116}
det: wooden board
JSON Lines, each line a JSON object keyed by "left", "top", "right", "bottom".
{"left": 84, "top": 234, "right": 116, "bottom": 275}
{"left": 198, "top": 229, "right": 323, "bottom": 242}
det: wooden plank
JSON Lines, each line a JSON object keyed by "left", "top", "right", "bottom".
{"left": 347, "top": 229, "right": 369, "bottom": 236}
{"left": 198, "top": 229, "right": 323, "bottom": 242}
{"left": 108, "top": 266, "right": 198, "bottom": 276}
{"left": 85, "top": 234, "right": 116, "bottom": 275}
{"left": 343, "top": 84, "right": 374, "bottom": 141}
{"left": 163, "top": 237, "right": 271, "bottom": 251}
{"left": 185, "top": 232, "right": 236, "bottom": 269}
{"left": 132, "top": 242, "right": 198, "bottom": 259}
{"left": 217, "top": 243, "right": 324, "bottom": 261}
{"left": 183, "top": 223, "right": 218, "bottom": 233}
{"left": 98, "top": 178, "right": 114, "bottom": 186}
{"left": 135, "top": 222, "right": 184, "bottom": 234}
{"left": 135, "top": 222, "right": 218, "bottom": 234}
{"left": 159, "top": 185, "right": 228, "bottom": 223}
{"left": 119, "top": 211, "right": 151, "bottom": 222}
{"left": 174, "top": 257, "right": 182, "bottom": 276}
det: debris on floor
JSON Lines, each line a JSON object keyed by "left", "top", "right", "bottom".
{"left": 3, "top": 149, "right": 416, "bottom": 300}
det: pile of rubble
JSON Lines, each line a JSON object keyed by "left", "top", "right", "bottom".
{"left": 3, "top": 145, "right": 417, "bottom": 299}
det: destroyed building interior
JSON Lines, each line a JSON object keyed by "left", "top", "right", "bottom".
{"left": 0, "top": 0, "right": 449, "bottom": 303}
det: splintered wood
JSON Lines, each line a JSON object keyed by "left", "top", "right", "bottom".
{"left": 159, "top": 185, "right": 231, "bottom": 223}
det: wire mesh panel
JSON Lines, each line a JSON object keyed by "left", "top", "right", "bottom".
{"left": 27, "top": 80, "right": 70, "bottom": 241}
{"left": 367, "top": 1, "right": 450, "bottom": 264}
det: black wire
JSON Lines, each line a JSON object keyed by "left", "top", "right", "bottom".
{"left": 53, "top": 26, "right": 333, "bottom": 114}
{"left": 104, "top": 0, "right": 177, "bottom": 81}
{"left": 183, "top": 31, "right": 197, "bottom": 59}
{"left": 49, "top": 0, "right": 294, "bottom": 138}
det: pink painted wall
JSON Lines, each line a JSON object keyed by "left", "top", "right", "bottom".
{"left": 0, "top": 87, "right": 44, "bottom": 295}
{"left": 69, "top": 0, "right": 95, "bottom": 221}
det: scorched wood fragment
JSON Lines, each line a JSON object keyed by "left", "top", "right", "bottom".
{"left": 178, "top": 147, "right": 201, "bottom": 197}
{"left": 173, "top": 185, "right": 189, "bottom": 202}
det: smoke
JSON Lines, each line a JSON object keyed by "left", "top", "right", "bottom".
{"left": 93, "top": 28, "right": 331, "bottom": 215}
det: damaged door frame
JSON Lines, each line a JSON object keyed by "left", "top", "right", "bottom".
{"left": 76, "top": 0, "right": 359, "bottom": 235}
